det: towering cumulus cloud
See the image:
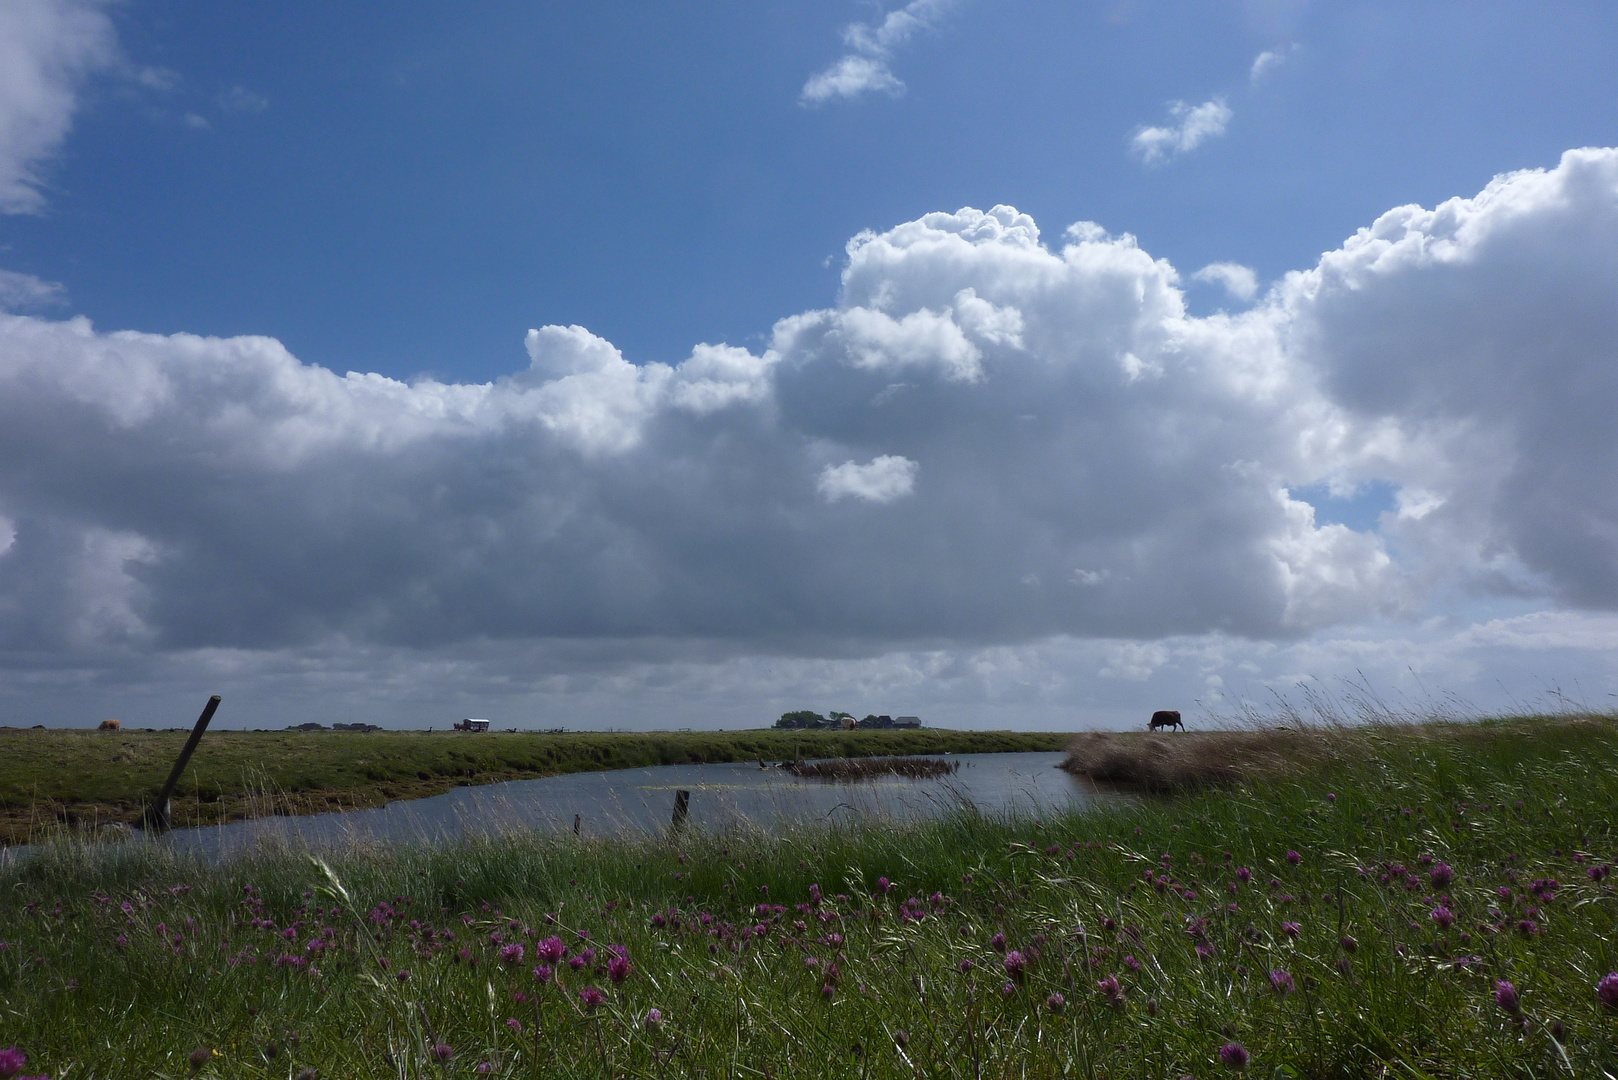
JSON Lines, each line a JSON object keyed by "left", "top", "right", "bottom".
{"left": 1, "top": 150, "right": 1616, "bottom": 718}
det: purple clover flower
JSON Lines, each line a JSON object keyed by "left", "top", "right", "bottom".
{"left": 1430, "top": 906, "right": 1454, "bottom": 930}
{"left": 1269, "top": 969, "right": 1294, "bottom": 995}
{"left": 499, "top": 943, "right": 525, "bottom": 965}
{"left": 1281, "top": 921, "right": 1301, "bottom": 940}
{"left": 1494, "top": 980, "right": 1521, "bottom": 1015}
{"left": 535, "top": 935, "right": 565, "bottom": 963}
{"left": 431, "top": 1042, "right": 454, "bottom": 1062}
{"left": 533, "top": 963, "right": 553, "bottom": 984}
{"left": 1003, "top": 950, "right": 1027, "bottom": 980}
{"left": 1285, "top": 851, "right": 1302, "bottom": 866}
{"left": 1430, "top": 862, "right": 1453, "bottom": 888}
{"left": 1046, "top": 992, "right": 1066, "bottom": 1012}
{"left": 1596, "top": 973, "right": 1618, "bottom": 1012}
{"left": 989, "top": 932, "right": 1007, "bottom": 953}
{"left": 1096, "top": 974, "right": 1125, "bottom": 1007}
{"left": 0, "top": 1048, "right": 26, "bottom": 1079}
{"left": 645, "top": 1008, "right": 664, "bottom": 1028}
{"left": 1218, "top": 1042, "right": 1249, "bottom": 1071}
{"left": 578, "top": 985, "right": 606, "bottom": 1012}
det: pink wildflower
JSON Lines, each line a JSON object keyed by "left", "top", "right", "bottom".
{"left": 1596, "top": 973, "right": 1618, "bottom": 1012}
{"left": 535, "top": 935, "right": 566, "bottom": 963}
{"left": 1218, "top": 1042, "right": 1249, "bottom": 1071}
{"left": 578, "top": 985, "right": 606, "bottom": 1011}
{"left": 1003, "top": 950, "right": 1027, "bottom": 980}
{"left": 1494, "top": 980, "right": 1520, "bottom": 1015}
{"left": 644, "top": 1008, "right": 664, "bottom": 1028}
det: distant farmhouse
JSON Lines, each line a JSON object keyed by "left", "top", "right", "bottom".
{"left": 774, "top": 711, "right": 922, "bottom": 730}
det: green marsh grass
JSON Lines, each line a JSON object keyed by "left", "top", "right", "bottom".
{"left": 3, "top": 714, "right": 1618, "bottom": 1077}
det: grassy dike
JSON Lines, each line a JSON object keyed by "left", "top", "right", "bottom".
{"left": 2, "top": 714, "right": 1617, "bottom": 1077}
{"left": 0, "top": 727, "right": 1071, "bottom": 845}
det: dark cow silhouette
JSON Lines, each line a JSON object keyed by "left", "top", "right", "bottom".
{"left": 1148, "top": 710, "right": 1182, "bottom": 732}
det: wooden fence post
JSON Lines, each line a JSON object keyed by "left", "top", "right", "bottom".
{"left": 670, "top": 789, "right": 691, "bottom": 833}
{"left": 143, "top": 695, "right": 221, "bottom": 833}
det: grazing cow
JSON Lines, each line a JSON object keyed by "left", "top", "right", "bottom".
{"left": 98, "top": 719, "right": 120, "bottom": 731}
{"left": 1147, "top": 710, "right": 1182, "bottom": 732}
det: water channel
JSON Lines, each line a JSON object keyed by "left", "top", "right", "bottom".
{"left": 138, "top": 751, "right": 1108, "bottom": 859}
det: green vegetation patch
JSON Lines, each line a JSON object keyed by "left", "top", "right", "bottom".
{"left": 2, "top": 714, "right": 1617, "bottom": 1076}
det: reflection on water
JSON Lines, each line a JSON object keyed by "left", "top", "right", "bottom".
{"left": 160, "top": 752, "right": 1106, "bottom": 858}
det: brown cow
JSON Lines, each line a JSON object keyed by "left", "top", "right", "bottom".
{"left": 98, "top": 719, "right": 120, "bottom": 731}
{"left": 1147, "top": 710, "right": 1182, "bottom": 732}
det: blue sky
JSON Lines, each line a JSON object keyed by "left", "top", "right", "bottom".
{"left": 12, "top": 1, "right": 1617, "bottom": 378}
{"left": 1, "top": 0, "right": 1617, "bottom": 729}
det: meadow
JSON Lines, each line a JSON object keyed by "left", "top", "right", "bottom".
{"left": 2, "top": 713, "right": 1618, "bottom": 1077}
{"left": 0, "top": 727, "right": 1069, "bottom": 845}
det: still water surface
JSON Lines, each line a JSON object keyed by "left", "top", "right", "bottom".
{"left": 162, "top": 752, "right": 1106, "bottom": 858}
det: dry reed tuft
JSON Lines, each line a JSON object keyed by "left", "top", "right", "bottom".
{"left": 1059, "top": 727, "right": 1343, "bottom": 792}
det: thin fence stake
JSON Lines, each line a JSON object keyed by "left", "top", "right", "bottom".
{"left": 143, "top": 695, "right": 221, "bottom": 833}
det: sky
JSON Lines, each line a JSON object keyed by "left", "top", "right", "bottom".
{"left": 1, "top": 0, "right": 1617, "bottom": 731}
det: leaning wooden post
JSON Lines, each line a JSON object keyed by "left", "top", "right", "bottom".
{"left": 144, "top": 695, "right": 221, "bottom": 833}
{"left": 670, "top": 789, "right": 691, "bottom": 833}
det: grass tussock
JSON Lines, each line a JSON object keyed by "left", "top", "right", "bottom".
{"left": 4, "top": 711, "right": 1618, "bottom": 1076}
{"left": 1061, "top": 726, "right": 1337, "bottom": 791}
{"left": 785, "top": 756, "right": 961, "bottom": 781}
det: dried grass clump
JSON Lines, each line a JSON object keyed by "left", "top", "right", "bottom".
{"left": 1060, "top": 727, "right": 1341, "bottom": 792}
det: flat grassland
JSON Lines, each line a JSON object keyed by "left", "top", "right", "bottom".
{"left": 2, "top": 713, "right": 1616, "bottom": 1077}
{"left": 0, "top": 727, "right": 1072, "bottom": 844}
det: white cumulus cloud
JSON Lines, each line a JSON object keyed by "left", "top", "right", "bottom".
{"left": 818, "top": 455, "right": 919, "bottom": 504}
{"left": 1, "top": 152, "right": 1618, "bottom": 723}
{"left": 801, "top": 0, "right": 956, "bottom": 105}
{"left": 1193, "top": 262, "right": 1259, "bottom": 302}
{"left": 1131, "top": 99, "right": 1232, "bottom": 164}
{"left": 0, "top": 0, "right": 117, "bottom": 213}
{"left": 1250, "top": 45, "right": 1297, "bottom": 83}
{"left": 0, "top": 268, "right": 66, "bottom": 310}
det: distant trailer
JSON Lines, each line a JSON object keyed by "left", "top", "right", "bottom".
{"left": 894, "top": 716, "right": 922, "bottom": 728}
{"left": 454, "top": 718, "right": 491, "bottom": 732}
